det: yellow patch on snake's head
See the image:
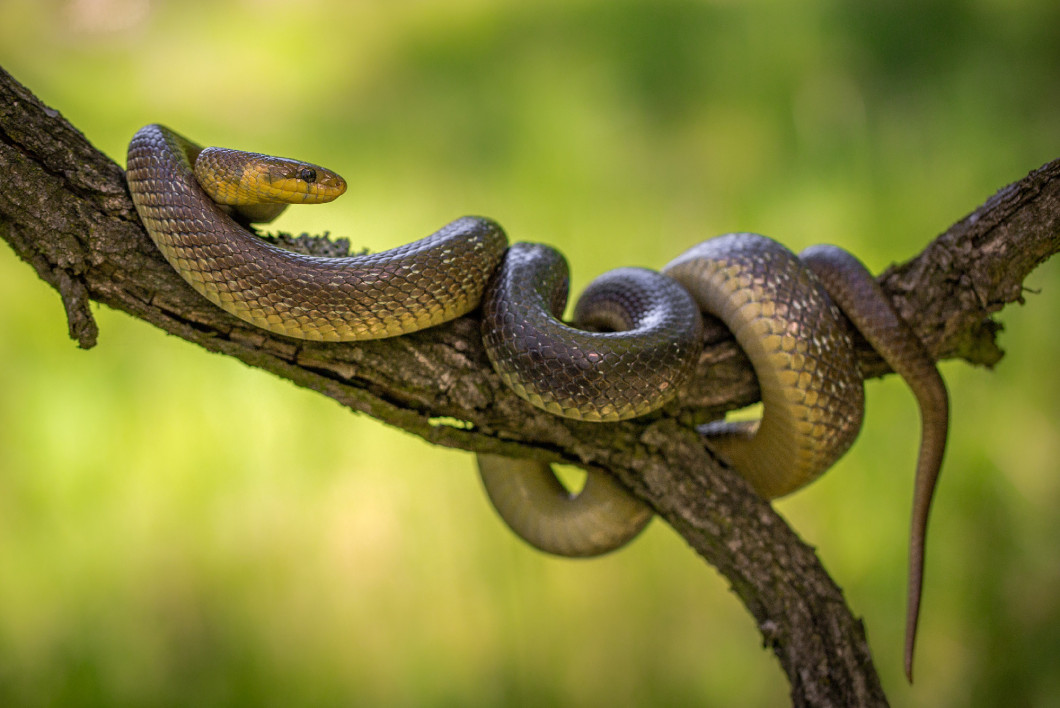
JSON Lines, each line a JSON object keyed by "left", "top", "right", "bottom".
{"left": 257, "top": 158, "right": 347, "bottom": 205}
{"left": 194, "top": 146, "right": 347, "bottom": 206}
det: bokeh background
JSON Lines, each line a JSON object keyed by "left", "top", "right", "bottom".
{"left": 1, "top": 0, "right": 1058, "bottom": 705}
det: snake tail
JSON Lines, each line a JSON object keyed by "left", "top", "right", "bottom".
{"left": 801, "top": 244, "right": 949, "bottom": 684}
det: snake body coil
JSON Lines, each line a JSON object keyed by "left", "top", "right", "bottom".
{"left": 127, "top": 124, "right": 507, "bottom": 341}
{"left": 664, "top": 234, "right": 865, "bottom": 499}
{"left": 482, "top": 242, "right": 704, "bottom": 422}
{"left": 127, "top": 125, "right": 948, "bottom": 681}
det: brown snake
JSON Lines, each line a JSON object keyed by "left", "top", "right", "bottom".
{"left": 126, "top": 124, "right": 949, "bottom": 682}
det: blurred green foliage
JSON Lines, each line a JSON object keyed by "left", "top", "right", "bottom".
{"left": 1, "top": 0, "right": 1058, "bottom": 705}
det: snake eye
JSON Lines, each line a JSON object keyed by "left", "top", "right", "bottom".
{"left": 299, "top": 167, "right": 317, "bottom": 183}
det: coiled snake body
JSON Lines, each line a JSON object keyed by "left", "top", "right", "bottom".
{"left": 127, "top": 124, "right": 948, "bottom": 681}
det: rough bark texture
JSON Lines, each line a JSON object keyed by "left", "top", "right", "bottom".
{"left": 2, "top": 65, "right": 1058, "bottom": 707}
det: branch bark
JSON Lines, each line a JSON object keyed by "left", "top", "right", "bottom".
{"left": 2, "top": 65, "right": 1057, "bottom": 706}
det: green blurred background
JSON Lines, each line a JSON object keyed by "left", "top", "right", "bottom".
{"left": 1, "top": 0, "right": 1058, "bottom": 705}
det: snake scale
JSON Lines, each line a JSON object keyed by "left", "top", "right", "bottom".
{"left": 127, "top": 124, "right": 948, "bottom": 682}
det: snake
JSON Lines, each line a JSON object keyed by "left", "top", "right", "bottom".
{"left": 126, "top": 123, "right": 949, "bottom": 682}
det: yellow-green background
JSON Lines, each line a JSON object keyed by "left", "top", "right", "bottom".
{"left": 1, "top": 1, "right": 1058, "bottom": 705}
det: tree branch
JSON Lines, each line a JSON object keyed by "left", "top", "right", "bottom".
{"left": 2, "top": 65, "right": 1057, "bottom": 706}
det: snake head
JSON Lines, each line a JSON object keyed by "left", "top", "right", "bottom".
{"left": 194, "top": 146, "right": 347, "bottom": 207}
